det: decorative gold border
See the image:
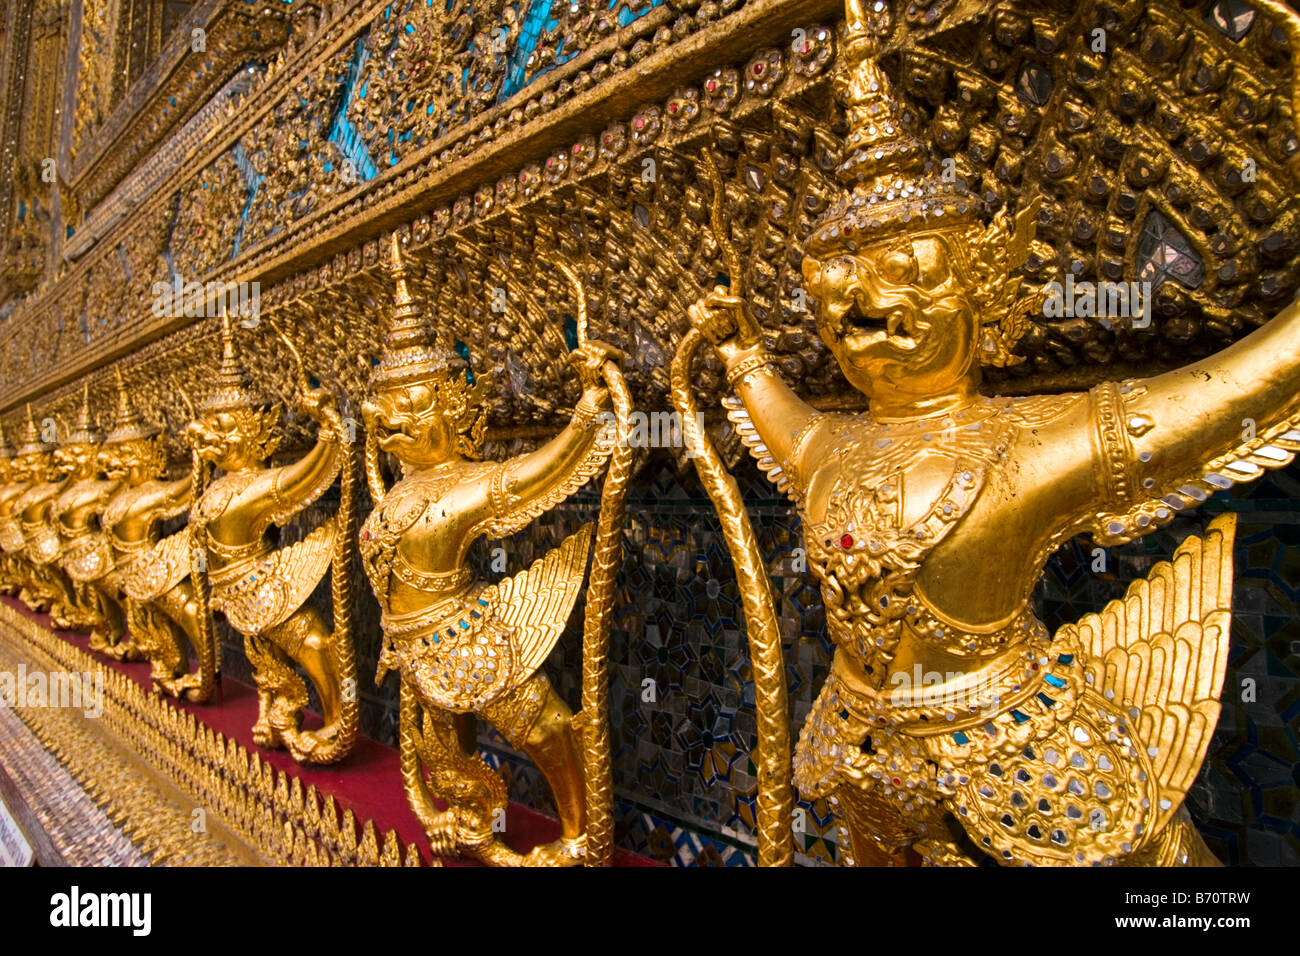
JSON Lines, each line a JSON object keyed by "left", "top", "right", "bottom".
{"left": 0, "top": 601, "right": 434, "bottom": 866}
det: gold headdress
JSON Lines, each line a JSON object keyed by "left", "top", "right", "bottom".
{"left": 373, "top": 234, "right": 488, "bottom": 455}
{"left": 807, "top": 4, "right": 985, "bottom": 258}
{"left": 15, "top": 404, "right": 55, "bottom": 457}
{"left": 372, "top": 233, "right": 468, "bottom": 388}
{"left": 808, "top": 0, "right": 1043, "bottom": 367}
{"left": 200, "top": 310, "right": 267, "bottom": 413}
{"left": 105, "top": 366, "right": 161, "bottom": 443}
{"left": 64, "top": 384, "right": 103, "bottom": 447}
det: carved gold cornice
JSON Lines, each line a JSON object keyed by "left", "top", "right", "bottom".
{"left": 64, "top": 0, "right": 293, "bottom": 214}
{"left": 0, "top": 0, "right": 841, "bottom": 413}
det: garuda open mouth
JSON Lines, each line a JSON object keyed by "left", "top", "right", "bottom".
{"left": 841, "top": 298, "right": 919, "bottom": 351}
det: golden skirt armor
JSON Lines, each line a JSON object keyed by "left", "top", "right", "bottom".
{"left": 365, "top": 522, "right": 592, "bottom": 712}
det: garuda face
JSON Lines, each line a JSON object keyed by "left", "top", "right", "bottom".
{"left": 186, "top": 407, "right": 280, "bottom": 472}
{"left": 803, "top": 231, "right": 981, "bottom": 413}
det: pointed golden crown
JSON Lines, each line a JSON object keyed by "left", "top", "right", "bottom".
{"left": 106, "top": 366, "right": 161, "bottom": 443}
{"left": 808, "top": 2, "right": 984, "bottom": 256}
{"left": 200, "top": 310, "right": 266, "bottom": 413}
{"left": 64, "top": 384, "right": 103, "bottom": 446}
{"left": 15, "top": 404, "right": 55, "bottom": 457}
{"left": 370, "top": 233, "right": 467, "bottom": 389}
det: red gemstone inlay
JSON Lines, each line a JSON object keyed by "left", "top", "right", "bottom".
{"left": 840, "top": 533, "right": 854, "bottom": 549}
{"left": 546, "top": 157, "right": 554, "bottom": 166}
{"left": 892, "top": 777, "right": 902, "bottom": 787}
{"left": 753, "top": 62, "right": 765, "bottom": 76}
{"left": 668, "top": 102, "right": 678, "bottom": 113}
{"left": 634, "top": 117, "right": 644, "bottom": 130}
{"left": 573, "top": 143, "right": 582, "bottom": 153}
{"left": 706, "top": 79, "right": 717, "bottom": 91}
{"left": 520, "top": 173, "right": 528, "bottom": 182}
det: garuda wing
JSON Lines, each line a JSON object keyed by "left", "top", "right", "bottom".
{"left": 937, "top": 514, "right": 1236, "bottom": 864}
{"left": 208, "top": 519, "right": 337, "bottom": 636}
{"left": 1060, "top": 513, "right": 1235, "bottom": 839}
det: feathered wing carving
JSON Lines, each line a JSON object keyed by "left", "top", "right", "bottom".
{"left": 123, "top": 527, "right": 192, "bottom": 601}
{"left": 210, "top": 519, "right": 337, "bottom": 635}
{"left": 1061, "top": 512, "right": 1235, "bottom": 834}
{"left": 1091, "top": 411, "right": 1300, "bottom": 544}
{"left": 493, "top": 523, "right": 594, "bottom": 677}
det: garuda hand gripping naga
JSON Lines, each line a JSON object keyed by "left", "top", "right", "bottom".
{"left": 686, "top": 0, "right": 1300, "bottom": 866}
{"left": 183, "top": 313, "right": 359, "bottom": 763}
{"left": 360, "top": 236, "right": 629, "bottom": 866}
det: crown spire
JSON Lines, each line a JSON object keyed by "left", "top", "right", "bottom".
{"left": 200, "top": 307, "right": 265, "bottom": 413}
{"left": 15, "top": 403, "right": 54, "bottom": 457}
{"left": 106, "top": 366, "right": 160, "bottom": 443}
{"left": 806, "top": 1, "right": 983, "bottom": 255}
{"left": 370, "top": 233, "right": 464, "bottom": 389}
{"left": 65, "top": 383, "right": 103, "bottom": 446}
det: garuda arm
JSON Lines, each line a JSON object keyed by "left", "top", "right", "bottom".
{"left": 141, "top": 476, "right": 193, "bottom": 524}
{"left": 476, "top": 367, "right": 616, "bottom": 539}
{"left": 688, "top": 288, "right": 830, "bottom": 504}
{"left": 1085, "top": 294, "right": 1300, "bottom": 544}
{"left": 259, "top": 393, "right": 345, "bottom": 530}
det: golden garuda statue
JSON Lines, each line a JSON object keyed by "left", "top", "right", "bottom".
{"left": 680, "top": 0, "right": 1300, "bottom": 865}
{"left": 81, "top": 370, "right": 220, "bottom": 701}
{"left": 6, "top": 406, "right": 105, "bottom": 635}
{"left": 52, "top": 386, "right": 134, "bottom": 659}
{"left": 359, "top": 235, "right": 631, "bottom": 865}
{"left": 181, "top": 312, "right": 359, "bottom": 763}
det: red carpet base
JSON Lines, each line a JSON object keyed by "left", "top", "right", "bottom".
{"left": 2, "top": 596, "right": 654, "bottom": 866}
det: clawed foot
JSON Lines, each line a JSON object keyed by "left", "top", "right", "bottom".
{"left": 99, "top": 637, "right": 140, "bottom": 661}
{"left": 421, "top": 809, "right": 460, "bottom": 859}
{"left": 522, "top": 835, "right": 587, "bottom": 867}
{"left": 251, "top": 717, "right": 285, "bottom": 749}
{"left": 284, "top": 724, "right": 340, "bottom": 763}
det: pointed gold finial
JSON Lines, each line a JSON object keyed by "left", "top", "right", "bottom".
{"left": 806, "top": 0, "right": 983, "bottom": 256}
{"left": 15, "top": 403, "right": 52, "bottom": 456}
{"left": 370, "top": 231, "right": 462, "bottom": 389}
{"left": 106, "top": 365, "right": 160, "bottom": 443}
{"left": 200, "top": 308, "right": 264, "bottom": 413}
{"left": 65, "top": 383, "right": 103, "bottom": 446}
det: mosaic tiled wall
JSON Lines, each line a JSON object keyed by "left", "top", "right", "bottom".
{"left": 213, "top": 451, "right": 1300, "bottom": 867}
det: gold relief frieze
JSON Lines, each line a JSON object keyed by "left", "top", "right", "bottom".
{"left": 4, "top": 0, "right": 1299, "bottom": 449}
{"left": 0, "top": 0, "right": 839, "bottom": 409}
{"left": 67, "top": 0, "right": 295, "bottom": 212}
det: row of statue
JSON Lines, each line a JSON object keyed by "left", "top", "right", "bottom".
{"left": 1, "top": 0, "right": 1298, "bottom": 866}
